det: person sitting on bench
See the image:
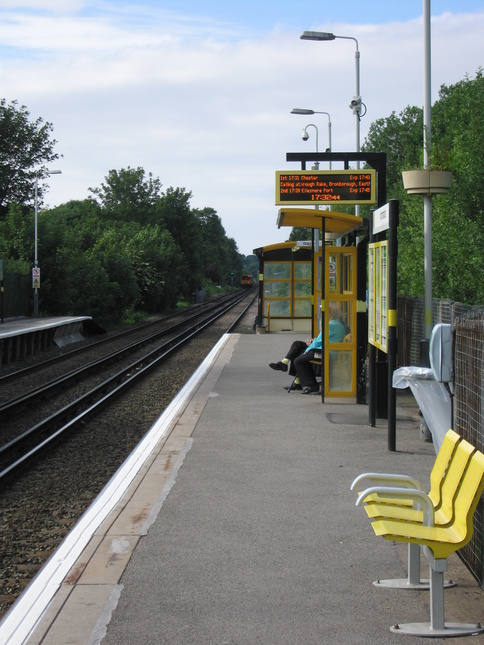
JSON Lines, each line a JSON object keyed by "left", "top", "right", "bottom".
{"left": 269, "top": 302, "right": 347, "bottom": 395}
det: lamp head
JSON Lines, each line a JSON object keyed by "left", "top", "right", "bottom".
{"left": 291, "top": 108, "right": 314, "bottom": 115}
{"left": 300, "top": 31, "right": 335, "bottom": 41}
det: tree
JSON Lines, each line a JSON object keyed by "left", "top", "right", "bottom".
{"left": 89, "top": 167, "right": 163, "bottom": 225}
{"left": 156, "top": 187, "right": 202, "bottom": 293}
{"left": 0, "top": 152, "right": 245, "bottom": 319}
{"left": 0, "top": 203, "right": 33, "bottom": 263}
{"left": 364, "top": 106, "right": 423, "bottom": 189}
{"left": 46, "top": 199, "right": 104, "bottom": 252}
{"left": 225, "top": 237, "right": 243, "bottom": 283}
{"left": 242, "top": 254, "right": 258, "bottom": 280}
{"left": 195, "top": 207, "right": 231, "bottom": 284}
{"left": 363, "top": 70, "right": 484, "bottom": 305}
{"left": 0, "top": 99, "right": 60, "bottom": 212}
{"left": 433, "top": 70, "right": 484, "bottom": 225}
{"left": 288, "top": 227, "right": 312, "bottom": 243}
{"left": 125, "top": 225, "right": 180, "bottom": 311}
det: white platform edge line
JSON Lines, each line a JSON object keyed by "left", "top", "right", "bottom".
{"left": 0, "top": 333, "right": 233, "bottom": 645}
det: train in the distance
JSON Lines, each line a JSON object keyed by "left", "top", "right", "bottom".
{"left": 240, "top": 274, "right": 254, "bottom": 288}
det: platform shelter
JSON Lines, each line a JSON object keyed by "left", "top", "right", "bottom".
{"left": 254, "top": 208, "right": 367, "bottom": 403}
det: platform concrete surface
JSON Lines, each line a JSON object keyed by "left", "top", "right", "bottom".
{"left": 25, "top": 334, "right": 484, "bottom": 645}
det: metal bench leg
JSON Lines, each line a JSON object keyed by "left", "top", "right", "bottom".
{"left": 430, "top": 565, "right": 445, "bottom": 631}
{"left": 389, "top": 556, "right": 484, "bottom": 637}
{"left": 408, "top": 543, "right": 422, "bottom": 586}
{"left": 373, "top": 543, "right": 456, "bottom": 590}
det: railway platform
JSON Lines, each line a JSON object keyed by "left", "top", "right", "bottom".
{"left": 0, "top": 316, "right": 105, "bottom": 368}
{"left": 1, "top": 332, "right": 483, "bottom": 645}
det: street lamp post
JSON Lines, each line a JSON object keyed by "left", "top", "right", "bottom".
{"left": 300, "top": 31, "right": 360, "bottom": 154}
{"left": 301, "top": 123, "right": 319, "bottom": 168}
{"left": 33, "top": 169, "right": 62, "bottom": 317}
{"left": 300, "top": 30, "right": 362, "bottom": 214}
{"left": 423, "top": 0, "right": 433, "bottom": 344}
{"left": 297, "top": 122, "right": 321, "bottom": 333}
{"left": 291, "top": 108, "right": 332, "bottom": 167}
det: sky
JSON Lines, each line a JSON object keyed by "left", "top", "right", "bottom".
{"left": 0, "top": 1, "right": 483, "bottom": 256}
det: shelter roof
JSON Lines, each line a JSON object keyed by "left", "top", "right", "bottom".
{"left": 276, "top": 208, "right": 364, "bottom": 237}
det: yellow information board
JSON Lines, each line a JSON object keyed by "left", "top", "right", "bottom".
{"left": 368, "top": 241, "right": 388, "bottom": 353}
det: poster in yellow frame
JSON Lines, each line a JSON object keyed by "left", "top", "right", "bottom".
{"left": 368, "top": 241, "right": 388, "bottom": 353}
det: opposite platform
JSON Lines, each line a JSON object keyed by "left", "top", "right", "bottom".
{"left": 0, "top": 316, "right": 105, "bottom": 366}
{"left": 0, "top": 316, "right": 92, "bottom": 339}
{"left": 5, "top": 332, "right": 484, "bottom": 645}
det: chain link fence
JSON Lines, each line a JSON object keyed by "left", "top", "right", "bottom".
{"left": 454, "top": 313, "right": 484, "bottom": 584}
{"left": 397, "top": 296, "right": 484, "bottom": 585}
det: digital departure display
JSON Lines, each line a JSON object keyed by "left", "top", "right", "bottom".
{"left": 275, "top": 169, "right": 376, "bottom": 205}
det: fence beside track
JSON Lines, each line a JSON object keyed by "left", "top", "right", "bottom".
{"left": 397, "top": 295, "right": 484, "bottom": 586}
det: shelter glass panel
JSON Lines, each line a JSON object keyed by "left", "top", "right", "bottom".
{"left": 329, "top": 301, "right": 349, "bottom": 343}
{"left": 264, "top": 262, "right": 292, "bottom": 318}
{"left": 324, "top": 247, "right": 357, "bottom": 399}
{"left": 294, "top": 263, "right": 312, "bottom": 279}
{"left": 293, "top": 261, "right": 312, "bottom": 319}
{"left": 328, "top": 255, "right": 338, "bottom": 293}
{"left": 328, "top": 350, "right": 353, "bottom": 392}
{"left": 328, "top": 252, "right": 355, "bottom": 295}
{"left": 294, "top": 300, "right": 312, "bottom": 316}
{"left": 267, "top": 300, "right": 290, "bottom": 316}
{"left": 343, "top": 253, "right": 354, "bottom": 294}
{"left": 264, "top": 263, "right": 290, "bottom": 280}
{"left": 264, "top": 282, "right": 290, "bottom": 299}
{"left": 294, "top": 281, "right": 311, "bottom": 298}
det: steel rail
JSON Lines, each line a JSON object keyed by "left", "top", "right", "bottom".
{"left": 0, "top": 292, "right": 246, "bottom": 417}
{"left": 0, "top": 292, "right": 254, "bottom": 483}
{"left": 0, "top": 291, "right": 240, "bottom": 384}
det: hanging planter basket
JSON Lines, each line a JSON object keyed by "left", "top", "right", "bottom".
{"left": 402, "top": 169, "right": 453, "bottom": 195}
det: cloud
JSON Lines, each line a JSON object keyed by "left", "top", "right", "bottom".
{"left": 0, "top": 0, "right": 83, "bottom": 10}
{"left": 1, "top": 4, "right": 483, "bottom": 254}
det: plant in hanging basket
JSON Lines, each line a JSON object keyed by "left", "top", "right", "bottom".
{"left": 402, "top": 169, "right": 453, "bottom": 195}
{"left": 402, "top": 132, "right": 453, "bottom": 195}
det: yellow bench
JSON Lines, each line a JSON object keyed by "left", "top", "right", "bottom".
{"left": 353, "top": 433, "right": 484, "bottom": 637}
{"left": 351, "top": 430, "right": 466, "bottom": 589}
{"left": 351, "top": 429, "right": 462, "bottom": 511}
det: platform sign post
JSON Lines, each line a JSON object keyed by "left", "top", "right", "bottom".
{"left": 32, "top": 267, "right": 40, "bottom": 318}
{"left": 32, "top": 266, "right": 40, "bottom": 289}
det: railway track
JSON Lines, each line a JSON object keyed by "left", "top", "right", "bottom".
{"left": 0, "top": 291, "right": 241, "bottom": 384}
{"left": 0, "top": 291, "right": 253, "bottom": 484}
{"left": 0, "top": 291, "right": 257, "bottom": 618}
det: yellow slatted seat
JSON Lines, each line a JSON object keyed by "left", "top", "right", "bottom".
{"left": 353, "top": 445, "right": 484, "bottom": 636}
{"left": 364, "top": 438, "right": 475, "bottom": 525}
{"left": 351, "top": 429, "right": 461, "bottom": 508}
{"left": 370, "top": 449, "right": 484, "bottom": 560}
{"left": 352, "top": 431, "right": 484, "bottom": 638}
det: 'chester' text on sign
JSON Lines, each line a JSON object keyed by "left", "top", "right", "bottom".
{"left": 275, "top": 169, "right": 376, "bottom": 205}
